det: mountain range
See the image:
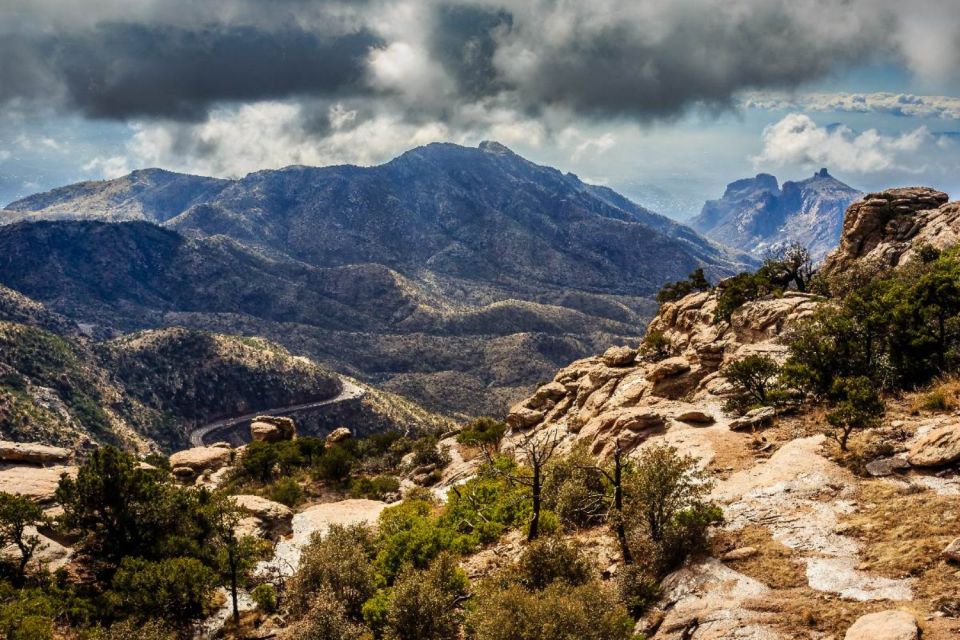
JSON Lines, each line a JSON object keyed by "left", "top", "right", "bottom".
{"left": 690, "top": 168, "right": 863, "bottom": 260}
{"left": 0, "top": 142, "right": 753, "bottom": 418}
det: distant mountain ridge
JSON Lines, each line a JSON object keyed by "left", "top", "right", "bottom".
{"left": 690, "top": 168, "right": 863, "bottom": 260}
{"left": 0, "top": 142, "right": 754, "bottom": 417}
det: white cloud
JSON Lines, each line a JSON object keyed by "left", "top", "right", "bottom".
{"left": 0, "top": 149, "right": 10, "bottom": 161}
{"left": 753, "top": 113, "right": 932, "bottom": 174}
{"left": 743, "top": 91, "right": 960, "bottom": 120}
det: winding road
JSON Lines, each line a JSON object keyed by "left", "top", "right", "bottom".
{"left": 187, "top": 378, "right": 365, "bottom": 447}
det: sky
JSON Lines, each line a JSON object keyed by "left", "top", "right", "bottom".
{"left": 1, "top": 0, "right": 960, "bottom": 219}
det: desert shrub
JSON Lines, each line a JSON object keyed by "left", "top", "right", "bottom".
{"left": 624, "top": 444, "right": 723, "bottom": 576}
{"left": 313, "top": 445, "right": 354, "bottom": 483}
{"left": 381, "top": 554, "right": 467, "bottom": 640}
{"left": 375, "top": 498, "right": 451, "bottom": 582}
{"left": 350, "top": 475, "right": 401, "bottom": 501}
{"left": 88, "top": 619, "right": 176, "bottom": 640}
{"left": 656, "top": 268, "right": 711, "bottom": 305}
{"left": 107, "top": 556, "right": 217, "bottom": 626}
{"left": 268, "top": 477, "right": 305, "bottom": 507}
{"left": 457, "top": 417, "right": 507, "bottom": 447}
{"left": 616, "top": 564, "right": 661, "bottom": 617}
{"left": 292, "top": 587, "right": 366, "bottom": 640}
{"left": 468, "top": 580, "right": 634, "bottom": 640}
{"left": 250, "top": 583, "right": 278, "bottom": 614}
{"left": 288, "top": 524, "right": 377, "bottom": 620}
{"left": 912, "top": 377, "right": 960, "bottom": 412}
{"left": 0, "top": 585, "right": 57, "bottom": 640}
{"left": 714, "top": 272, "right": 779, "bottom": 323}
{"left": 721, "top": 354, "right": 785, "bottom": 414}
{"left": 513, "top": 537, "right": 591, "bottom": 591}
{"left": 541, "top": 444, "right": 608, "bottom": 529}
{"left": 410, "top": 435, "right": 450, "bottom": 468}
{"left": 441, "top": 467, "right": 530, "bottom": 552}
{"left": 825, "top": 376, "right": 884, "bottom": 451}
{"left": 639, "top": 330, "right": 674, "bottom": 362}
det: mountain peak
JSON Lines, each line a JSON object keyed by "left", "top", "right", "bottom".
{"left": 478, "top": 140, "right": 514, "bottom": 155}
{"left": 817, "top": 167, "right": 831, "bottom": 178}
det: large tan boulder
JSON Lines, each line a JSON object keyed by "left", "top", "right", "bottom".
{"left": 907, "top": 424, "right": 960, "bottom": 467}
{"left": 729, "top": 406, "right": 776, "bottom": 431}
{"left": 251, "top": 415, "right": 297, "bottom": 442}
{"left": 942, "top": 537, "right": 960, "bottom": 563}
{"left": 0, "top": 466, "right": 76, "bottom": 504}
{"left": 326, "top": 427, "right": 352, "bottom": 447}
{"left": 647, "top": 357, "right": 691, "bottom": 381}
{"left": 601, "top": 345, "right": 637, "bottom": 367}
{"left": 506, "top": 405, "right": 544, "bottom": 430}
{"left": 169, "top": 446, "right": 232, "bottom": 476}
{"left": 232, "top": 494, "right": 293, "bottom": 538}
{"left": 844, "top": 610, "right": 919, "bottom": 640}
{"left": 0, "top": 441, "right": 72, "bottom": 466}
{"left": 1, "top": 526, "right": 72, "bottom": 572}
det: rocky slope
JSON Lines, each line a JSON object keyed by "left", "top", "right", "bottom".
{"left": 0, "top": 143, "right": 754, "bottom": 416}
{"left": 504, "top": 187, "right": 960, "bottom": 639}
{"left": 691, "top": 169, "right": 863, "bottom": 261}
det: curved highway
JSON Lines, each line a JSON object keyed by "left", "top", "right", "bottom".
{"left": 187, "top": 378, "right": 365, "bottom": 447}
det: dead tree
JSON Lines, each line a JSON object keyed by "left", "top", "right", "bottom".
{"left": 484, "top": 429, "right": 561, "bottom": 541}
{"left": 579, "top": 438, "right": 633, "bottom": 565}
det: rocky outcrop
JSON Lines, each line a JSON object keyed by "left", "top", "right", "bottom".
{"left": 232, "top": 494, "right": 293, "bottom": 539}
{"left": 169, "top": 446, "right": 232, "bottom": 478}
{"left": 844, "top": 610, "right": 919, "bottom": 640}
{"left": 505, "top": 289, "right": 819, "bottom": 457}
{"left": 0, "top": 465, "right": 76, "bottom": 504}
{"left": 0, "top": 441, "right": 71, "bottom": 466}
{"left": 820, "top": 187, "right": 951, "bottom": 278}
{"left": 907, "top": 424, "right": 960, "bottom": 467}
{"left": 325, "top": 427, "right": 352, "bottom": 447}
{"left": 251, "top": 416, "right": 297, "bottom": 443}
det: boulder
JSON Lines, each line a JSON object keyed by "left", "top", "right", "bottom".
{"left": 0, "top": 441, "right": 71, "bottom": 466}
{"left": 169, "top": 446, "right": 232, "bottom": 476}
{"left": 729, "top": 406, "right": 776, "bottom": 431}
{"left": 1, "top": 526, "right": 72, "bottom": 571}
{"left": 647, "top": 357, "right": 691, "bottom": 381}
{"left": 722, "top": 546, "right": 757, "bottom": 561}
{"left": 250, "top": 415, "right": 296, "bottom": 442}
{"left": 602, "top": 345, "right": 637, "bottom": 367}
{"left": 844, "top": 610, "right": 919, "bottom": 640}
{"left": 907, "top": 424, "right": 960, "bottom": 467}
{"left": 232, "top": 495, "right": 293, "bottom": 538}
{"left": 0, "top": 466, "right": 76, "bottom": 504}
{"left": 675, "top": 410, "right": 715, "bottom": 424}
{"left": 943, "top": 538, "right": 960, "bottom": 563}
{"left": 865, "top": 456, "right": 910, "bottom": 477}
{"left": 326, "top": 427, "right": 352, "bottom": 447}
{"left": 506, "top": 406, "right": 544, "bottom": 430}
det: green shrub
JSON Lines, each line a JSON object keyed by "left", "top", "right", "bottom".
{"left": 721, "top": 354, "right": 784, "bottom": 414}
{"left": 382, "top": 554, "right": 467, "bottom": 640}
{"left": 288, "top": 524, "right": 377, "bottom": 619}
{"left": 656, "top": 268, "right": 711, "bottom": 305}
{"left": 616, "top": 564, "right": 661, "bottom": 617}
{"left": 250, "top": 583, "right": 278, "bottom": 614}
{"left": 107, "top": 556, "right": 217, "bottom": 625}
{"left": 294, "top": 587, "right": 366, "bottom": 640}
{"left": 268, "top": 477, "right": 304, "bottom": 507}
{"left": 714, "top": 272, "right": 779, "bottom": 323}
{"left": 350, "top": 475, "right": 400, "bottom": 500}
{"left": 468, "top": 581, "right": 635, "bottom": 640}
{"left": 88, "top": 620, "right": 176, "bottom": 640}
{"left": 639, "top": 330, "right": 674, "bottom": 362}
{"left": 457, "top": 417, "right": 507, "bottom": 447}
{"left": 314, "top": 445, "right": 355, "bottom": 483}
{"left": 513, "top": 537, "right": 592, "bottom": 591}
{"left": 541, "top": 444, "right": 608, "bottom": 529}
{"left": 624, "top": 444, "right": 723, "bottom": 576}
{"left": 826, "top": 376, "right": 884, "bottom": 451}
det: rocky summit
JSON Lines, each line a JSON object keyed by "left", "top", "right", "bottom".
{"left": 0, "top": 142, "right": 752, "bottom": 417}
{"left": 691, "top": 169, "right": 863, "bottom": 261}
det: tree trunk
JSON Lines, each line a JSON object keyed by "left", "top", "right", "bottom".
{"left": 613, "top": 446, "right": 632, "bottom": 565}
{"left": 528, "top": 466, "right": 541, "bottom": 541}
{"left": 230, "top": 550, "right": 240, "bottom": 626}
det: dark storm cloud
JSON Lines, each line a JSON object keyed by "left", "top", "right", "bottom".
{"left": 5, "top": 23, "right": 380, "bottom": 120}
{"left": 0, "top": 0, "right": 955, "bottom": 125}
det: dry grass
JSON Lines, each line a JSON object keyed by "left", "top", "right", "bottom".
{"left": 910, "top": 376, "right": 960, "bottom": 414}
{"left": 749, "top": 591, "right": 922, "bottom": 638}
{"left": 711, "top": 526, "right": 806, "bottom": 589}
{"left": 840, "top": 480, "right": 960, "bottom": 604}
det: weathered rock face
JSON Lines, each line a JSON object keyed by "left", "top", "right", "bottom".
{"left": 0, "top": 466, "right": 76, "bottom": 504}
{"left": 232, "top": 494, "right": 293, "bottom": 539}
{"left": 820, "top": 187, "right": 951, "bottom": 278}
{"left": 325, "top": 427, "right": 352, "bottom": 447}
{"left": 0, "top": 441, "right": 72, "bottom": 466}
{"left": 250, "top": 415, "right": 297, "bottom": 443}
{"left": 907, "top": 424, "right": 960, "bottom": 467}
{"left": 844, "top": 610, "right": 919, "bottom": 640}
{"left": 505, "top": 289, "right": 819, "bottom": 457}
{"left": 168, "top": 446, "right": 232, "bottom": 477}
